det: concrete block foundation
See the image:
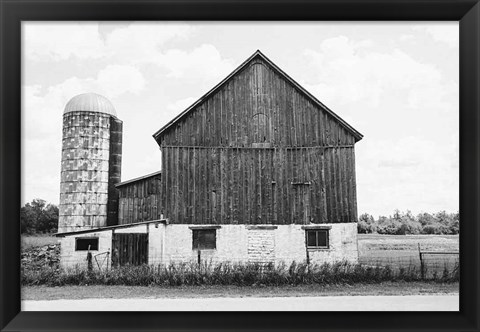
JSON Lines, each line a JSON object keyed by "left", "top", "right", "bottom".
{"left": 59, "top": 222, "right": 358, "bottom": 270}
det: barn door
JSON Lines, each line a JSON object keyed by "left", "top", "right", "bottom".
{"left": 112, "top": 233, "right": 148, "bottom": 267}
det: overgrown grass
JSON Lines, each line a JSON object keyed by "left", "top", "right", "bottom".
{"left": 21, "top": 260, "right": 459, "bottom": 287}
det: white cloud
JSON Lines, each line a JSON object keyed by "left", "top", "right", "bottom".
{"left": 24, "top": 22, "right": 234, "bottom": 86}
{"left": 24, "top": 22, "right": 106, "bottom": 61}
{"left": 121, "top": 151, "right": 161, "bottom": 182}
{"left": 413, "top": 24, "right": 459, "bottom": 47}
{"left": 97, "top": 65, "right": 145, "bottom": 97}
{"left": 106, "top": 22, "right": 192, "bottom": 64}
{"left": 24, "top": 21, "right": 236, "bottom": 94}
{"left": 24, "top": 22, "right": 193, "bottom": 62}
{"left": 303, "top": 36, "right": 447, "bottom": 110}
{"left": 356, "top": 136, "right": 459, "bottom": 216}
{"left": 155, "top": 44, "right": 235, "bottom": 81}
{"left": 166, "top": 97, "right": 197, "bottom": 115}
{"left": 21, "top": 139, "right": 61, "bottom": 205}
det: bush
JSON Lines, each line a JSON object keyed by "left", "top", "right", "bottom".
{"left": 377, "top": 218, "right": 403, "bottom": 235}
{"left": 357, "top": 213, "right": 377, "bottom": 234}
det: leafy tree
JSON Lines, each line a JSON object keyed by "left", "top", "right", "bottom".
{"left": 449, "top": 211, "right": 459, "bottom": 234}
{"left": 417, "top": 212, "right": 436, "bottom": 226}
{"left": 358, "top": 213, "right": 376, "bottom": 233}
{"left": 394, "top": 210, "right": 421, "bottom": 235}
{"left": 377, "top": 217, "right": 403, "bottom": 235}
{"left": 20, "top": 199, "right": 58, "bottom": 234}
{"left": 422, "top": 223, "right": 446, "bottom": 235}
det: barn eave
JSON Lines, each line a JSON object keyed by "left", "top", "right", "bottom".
{"left": 54, "top": 219, "right": 168, "bottom": 237}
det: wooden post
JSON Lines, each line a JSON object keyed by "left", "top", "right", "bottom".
{"left": 305, "top": 232, "right": 310, "bottom": 267}
{"left": 418, "top": 243, "right": 424, "bottom": 280}
{"left": 87, "top": 245, "right": 93, "bottom": 272}
{"left": 106, "top": 249, "right": 110, "bottom": 271}
{"left": 197, "top": 250, "right": 201, "bottom": 266}
{"left": 111, "top": 230, "right": 117, "bottom": 268}
{"left": 94, "top": 255, "right": 102, "bottom": 271}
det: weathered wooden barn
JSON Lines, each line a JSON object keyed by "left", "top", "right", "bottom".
{"left": 56, "top": 50, "right": 363, "bottom": 269}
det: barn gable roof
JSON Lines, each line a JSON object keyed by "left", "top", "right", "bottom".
{"left": 153, "top": 50, "right": 363, "bottom": 142}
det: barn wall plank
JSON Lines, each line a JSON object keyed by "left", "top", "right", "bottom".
{"left": 159, "top": 146, "right": 357, "bottom": 225}
{"left": 117, "top": 173, "right": 162, "bottom": 225}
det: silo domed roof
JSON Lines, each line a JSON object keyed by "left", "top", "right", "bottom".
{"left": 64, "top": 93, "right": 117, "bottom": 116}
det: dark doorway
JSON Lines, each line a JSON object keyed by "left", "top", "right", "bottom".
{"left": 112, "top": 233, "right": 148, "bottom": 266}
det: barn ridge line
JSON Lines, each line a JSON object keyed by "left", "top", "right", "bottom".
{"left": 152, "top": 49, "right": 363, "bottom": 143}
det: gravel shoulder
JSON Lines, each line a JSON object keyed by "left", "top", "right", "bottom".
{"left": 22, "top": 281, "right": 458, "bottom": 301}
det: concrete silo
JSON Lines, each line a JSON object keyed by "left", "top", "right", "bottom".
{"left": 59, "top": 93, "right": 122, "bottom": 233}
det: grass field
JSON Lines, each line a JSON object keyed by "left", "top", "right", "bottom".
{"left": 21, "top": 234, "right": 58, "bottom": 250}
{"left": 357, "top": 234, "right": 459, "bottom": 277}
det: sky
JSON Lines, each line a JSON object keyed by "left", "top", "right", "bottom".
{"left": 21, "top": 21, "right": 459, "bottom": 217}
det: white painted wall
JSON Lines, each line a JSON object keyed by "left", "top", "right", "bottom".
{"left": 59, "top": 224, "right": 149, "bottom": 270}
{"left": 151, "top": 223, "right": 358, "bottom": 266}
{"left": 159, "top": 225, "right": 248, "bottom": 265}
{"left": 59, "top": 222, "right": 358, "bottom": 270}
{"left": 59, "top": 230, "right": 112, "bottom": 271}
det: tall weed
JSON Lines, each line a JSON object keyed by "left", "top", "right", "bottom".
{"left": 21, "top": 259, "right": 459, "bottom": 287}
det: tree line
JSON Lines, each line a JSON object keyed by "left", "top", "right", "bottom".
{"left": 21, "top": 199, "right": 459, "bottom": 236}
{"left": 358, "top": 210, "right": 459, "bottom": 235}
{"left": 21, "top": 199, "right": 58, "bottom": 234}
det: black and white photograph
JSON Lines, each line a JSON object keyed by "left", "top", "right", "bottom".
{"left": 20, "top": 21, "right": 459, "bottom": 311}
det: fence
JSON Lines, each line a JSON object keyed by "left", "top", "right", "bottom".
{"left": 418, "top": 244, "right": 459, "bottom": 279}
{"left": 93, "top": 251, "right": 110, "bottom": 271}
{"left": 358, "top": 244, "right": 459, "bottom": 279}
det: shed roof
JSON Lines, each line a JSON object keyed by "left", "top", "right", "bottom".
{"left": 115, "top": 170, "right": 161, "bottom": 188}
{"left": 153, "top": 50, "right": 363, "bottom": 142}
{"left": 55, "top": 219, "right": 168, "bottom": 237}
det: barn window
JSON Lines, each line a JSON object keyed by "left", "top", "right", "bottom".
{"left": 192, "top": 229, "right": 217, "bottom": 250}
{"left": 75, "top": 237, "right": 99, "bottom": 251}
{"left": 305, "top": 229, "right": 329, "bottom": 249}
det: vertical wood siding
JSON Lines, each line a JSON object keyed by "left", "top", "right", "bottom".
{"left": 112, "top": 233, "right": 148, "bottom": 266}
{"left": 161, "top": 147, "right": 357, "bottom": 225}
{"left": 148, "top": 56, "right": 360, "bottom": 225}
{"left": 118, "top": 174, "right": 162, "bottom": 225}
{"left": 157, "top": 59, "right": 357, "bottom": 148}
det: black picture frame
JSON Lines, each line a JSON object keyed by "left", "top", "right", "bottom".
{"left": 1, "top": 0, "right": 478, "bottom": 331}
